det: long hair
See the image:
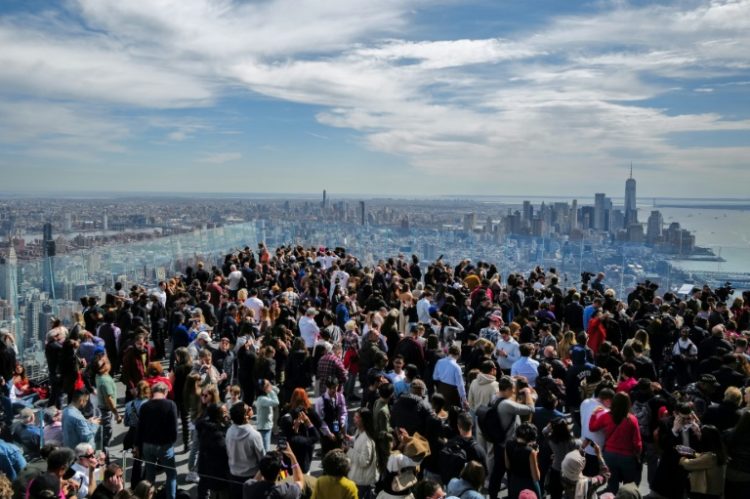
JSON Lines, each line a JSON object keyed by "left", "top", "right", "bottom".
{"left": 289, "top": 388, "right": 312, "bottom": 410}
{"left": 357, "top": 407, "right": 376, "bottom": 441}
{"left": 610, "top": 392, "right": 631, "bottom": 425}
{"left": 699, "top": 425, "right": 727, "bottom": 465}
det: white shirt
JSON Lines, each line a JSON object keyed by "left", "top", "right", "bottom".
{"left": 71, "top": 462, "right": 96, "bottom": 498}
{"left": 495, "top": 337, "right": 520, "bottom": 370}
{"left": 227, "top": 270, "right": 243, "bottom": 290}
{"left": 298, "top": 316, "right": 320, "bottom": 349}
{"left": 580, "top": 397, "right": 608, "bottom": 455}
{"left": 243, "top": 297, "right": 264, "bottom": 319}
{"left": 416, "top": 297, "right": 432, "bottom": 323}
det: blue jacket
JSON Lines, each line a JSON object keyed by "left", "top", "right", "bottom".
{"left": 62, "top": 405, "right": 97, "bottom": 449}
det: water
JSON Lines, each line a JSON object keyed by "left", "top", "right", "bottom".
{"left": 656, "top": 207, "right": 750, "bottom": 274}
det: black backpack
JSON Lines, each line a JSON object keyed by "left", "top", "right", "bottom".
{"left": 439, "top": 438, "right": 469, "bottom": 484}
{"left": 476, "top": 397, "right": 509, "bottom": 444}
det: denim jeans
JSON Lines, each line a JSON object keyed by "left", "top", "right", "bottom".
{"left": 142, "top": 443, "right": 177, "bottom": 499}
{"left": 602, "top": 450, "right": 640, "bottom": 493}
{"left": 259, "top": 429, "right": 272, "bottom": 452}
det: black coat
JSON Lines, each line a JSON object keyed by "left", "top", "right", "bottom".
{"left": 196, "top": 419, "right": 229, "bottom": 489}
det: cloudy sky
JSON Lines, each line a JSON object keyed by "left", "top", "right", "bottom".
{"left": 1, "top": 0, "right": 749, "bottom": 198}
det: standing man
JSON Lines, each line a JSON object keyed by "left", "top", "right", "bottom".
{"left": 495, "top": 326, "right": 520, "bottom": 375}
{"left": 121, "top": 333, "right": 150, "bottom": 402}
{"left": 299, "top": 308, "right": 320, "bottom": 351}
{"left": 62, "top": 390, "right": 99, "bottom": 450}
{"left": 226, "top": 402, "right": 265, "bottom": 498}
{"left": 136, "top": 383, "right": 178, "bottom": 499}
{"left": 433, "top": 345, "right": 468, "bottom": 409}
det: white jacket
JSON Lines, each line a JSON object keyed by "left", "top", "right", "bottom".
{"left": 348, "top": 430, "right": 378, "bottom": 485}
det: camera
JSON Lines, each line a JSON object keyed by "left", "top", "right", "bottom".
{"left": 581, "top": 272, "right": 593, "bottom": 284}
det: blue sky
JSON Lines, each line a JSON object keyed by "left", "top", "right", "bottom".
{"left": 0, "top": 0, "right": 749, "bottom": 198}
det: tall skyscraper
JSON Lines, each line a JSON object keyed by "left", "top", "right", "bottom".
{"left": 42, "top": 223, "right": 56, "bottom": 299}
{"left": 624, "top": 165, "right": 638, "bottom": 227}
{"left": 594, "top": 193, "right": 606, "bottom": 230}
{"left": 0, "top": 246, "right": 22, "bottom": 357}
{"left": 359, "top": 201, "right": 366, "bottom": 226}
{"left": 463, "top": 212, "right": 476, "bottom": 233}
{"left": 646, "top": 210, "right": 663, "bottom": 243}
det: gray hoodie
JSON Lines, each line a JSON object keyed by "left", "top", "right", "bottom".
{"left": 225, "top": 423, "right": 265, "bottom": 477}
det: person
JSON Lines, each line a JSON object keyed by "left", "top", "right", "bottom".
{"left": 315, "top": 377, "right": 348, "bottom": 455}
{"left": 123, "top": 381, "right": 151, "bottom": 487}
{"left": 505, "top": 422, "right": 542, "bottom": 499}
{"left": 579, "top": 384, "right": 614, "bottom": 476}
{"left": 136, "top": 382, "right": 178, "bottom": 499}
{"left": 95, "top": 356, "right": 122, "bottom": 455}
{"left": 723, "top": 411, "right": 750, "bottom": 499}
{"left": 679, "top": 425, "right": 726, "bottom": 499}
{"left": 544, "top": 418, "right": 581, "bottom": 499}
{"left": 144, "top": 362, "right": 173, "bottom": 398}
{"left": 122, "top": 333, "right": 150, "bottom": 402}
{"left": 445, "top": 460, "right": 486, "bottom": 499}
{"left": 589, "top": 392, "right": 642, "bottom": 492}
{"left": 279, "top": 388, "right": 321, "bottom": 473}
{"left": 132, "top": 480, "right": 156, "bottom": 499}
{"left": 311, "top": 449, "right": 358, "bottom": 499}
{"left": 226, "top": 401, "right": 265, "bottom": 498}
{"left": 254, "top": 378, "right": 280, "bottom": 451}
{"left": 28, "top": 447, "right": 77, "bottom": 499}
{"left": 560, "top": 442, "right": 610, "bottom": 499}
{"left": 63, "top": 389, "right": 100, "bottom": 449}
{"left": 70, "top": 443, "right": 102, "bottom": 498}
{"left": 487, "top": 375, "right": 535, "bottom": 499}
{"left": 0, "top": 437, "right": 26, "bottom": 481}
{"left": 511, "top": 343, "right": 540, "bottom": 387}
{"left": 432, "top": 344, "right": 467, "bottom": 409}
{"left": 299, "top": 307, "right": 321, "bottom": 350}
{"left": 196, "top": 403, "right": 230, "bottom": 499}
{"left": 10, "top": 407, "right": 41, "bottom": 458}
{"left": 43, "top": 406, "right": 64, "bottom": 447}
{"left": 243, "top": 448, "right": 305, "bottom": 499}
{"left": 89, "top": 464, "right": 125, "bottom": 499}
{"left": 348, "top": 408, "right": 378, "bottom": 499}
{"left": 169, "top": 347, "right": 193, "bottom": 451}
{"left": 373, "top": 382, "right": 394, "bottom": 475}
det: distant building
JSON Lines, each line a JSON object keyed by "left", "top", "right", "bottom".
{"left": 42, "top": 223, "right": 56, "bottom": 299}
{"left": 359, "top": 201, "right": 366, "bottom": 226}
{"left": 624, "top": 166, "right": 638, "bottom": 227}
{"left": 463, "top": 212, "right": 476, "bottom": 233}
{"left": 646, "top": 210, "right": 663, "bottom": 244}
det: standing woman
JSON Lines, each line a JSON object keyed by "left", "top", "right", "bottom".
{"left": 505, "top": 422, "right": 542, "bottom": 499}
{"left": 680, "top": 425, "right": 726, "bottom": 499}
{"left": 195, "top": 403, "right": 230, "bottom": 499}
{"left": 589, "top": 392, "right": 643, "bottom": 493}
{"left": 236, "top": 338, "right": 257, "bottom": 406}
{"left": 284, "top": 338, "right": 313, "bottom": 401}
{"left": 69, "top": 312, "right": 86, "bottom": 341}
{"left": 347, "top": 408, "right": 378, "bottom": 499}
{"left": 170, "top": 347, "right": 193, "bottom": 450}
{"left": 124, "top": 381, "right": 151, "bottom": 488}
{"left": 279, "top": 388, "right": 321, "bottom": 473}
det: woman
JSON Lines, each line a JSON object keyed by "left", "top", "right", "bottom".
{"left": 680, "top": 425, "right": 726, "bottom": 499}
{"left": 285, "top": 338, "right": 313, "bottom": 393}
{"left": 589, "top": 391, "right": 642, "bottom": 492}
{"left": 254, "top": 378, "right": 280, "bottom": 452}
{"left": 423, "top": 335, "right": 444, "bottom": 395}
{"left": 69, "top": 311, "right": 86, "bottom": 341}
{"left": 186, "top": 383, "right": 221, "bottom": 483}
{"left": 124, "top": 381, "right": 151, "bottom": 488}
{"left": 615, "top": 363, "right": 638, "bottom": 394}
{"left": 347, "top": 408, "right": 378, "bottom": 499}
{"left": 195, "top": 403, "right": 230, "bottom": 499}
{"left": 505, "top": 422, "right": 542, "bottom": 499}
{"left": 557, "top": 331, "right": 577, "bottom": 364}
{"left": 445, "top": 460, "right": 485, "bottom": 499}
{"left": 11, "top": 363, "right": 40, "bottom": 406}
{"left": 236, "top": 335, "right": 257, "bottom": 406}
{"left": 311, "top": 449, "right": 358, "bottom": 499}
{"left": 544, "top": 418, "right": 581, "bottom": 499}
{"left": 170, "top": 347, "right": 193, "bottom": 450}
{"left": 723, "top": 411, "right": 750, "bottom": 499}
{"left": 132, "top": 480, "right": 155, "bottom": 499}
{"left": 279, "top": 388, "right": 321, "bottom": 473}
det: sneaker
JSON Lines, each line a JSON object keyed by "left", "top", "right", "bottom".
{"left": 186, "top": 472, "right": 200, "bottom": 483}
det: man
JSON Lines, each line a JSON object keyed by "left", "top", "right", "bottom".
{"left": 94, "top": 357, "right": 122, "bottom": 456}
{"left": 89, "top": 464, "right": 124, "bottom": 499}
{"left": 226, "top": 402, "right": 265, "bottom": 498}
{"left": 582, "top": 298, "right": 602, "bottom": 333}
{"left": 243, "top": 448, "right": 305, "bottom": 499}
{"left": 243, "top": 287, "right": 264, "bottom": 319}
{"left": 121, "top": 333, "right": 150, "bottom": 401}
{"left": 394, "top": 325, "right": 426, "bottom": 373}
{"left": 417, "top": 289, "right": 433, "bottom": 324}
{"left": 212, "top": 336, "right": 236, "bottom": 388}
{"left": 321, "top": 311, "right": 343, "bottom": 346}
{"left": 315, "top": 377, "right": 348, "bottom": 454}
{"left": 495, "top": 326, "right": 520, "bottom": 374}
{"left": 439, "top": 411, "right": 488, "bottom": 484}
{"left": 580, "top": 385, "right": 615, "bottom": 476}
{"left": 29, "top": 447, "right": 77, "bottom": 499}
{"left": 511, "top": 343, "right": 540, "bottom": 387}
{"left": 63, "top": 390, "right": 99, "bottom": 449}
{"left": 538, "top": 323, "right": 558, "bottom": 350}
{"left": 226, "top": 264, "right": 243, "bottom": 298}
{"left": 70, "top": 443, "right": 101, "bottom": 498}
{"left": 11, "top": 408, "right": 41, "bottom": 457}
{"left": 317, "top": 343, "right": 348, "bottom": 395}
{"left": 433, "top": 344, "right": 468, "bottom": 409}
{"left": 487, "top": 375, "right": 535, "bottom": 499}
{"left": 299, "top": 308, "right": 320, "bottom": 350}
{"left": 591, "top": 272, "right": 606, "bottom": 294}
{"left": 136, "top": 382, "right": 178, "bottom": 499}
{"left": 187, "top": 331, "right": 212, "bottom": 361}
{"left": 373, "top": 383, "right": 393, "bottom": 475}
{"left": 0, "top": 436, "right": 26, "bottom": 481}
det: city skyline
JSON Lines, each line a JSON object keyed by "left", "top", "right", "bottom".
{"left": 0, "top": 1, "right": 749, "bottom": 197}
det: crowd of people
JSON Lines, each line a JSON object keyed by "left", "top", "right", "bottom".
{"left": 0, "top": 243, "right": 749, "bottom": 499}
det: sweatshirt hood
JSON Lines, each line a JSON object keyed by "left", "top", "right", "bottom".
{"left": 228, "top": 423, "right": 253, "bottom": 440}
{"left": 477, "top": 373, "right": 496, "bottom": 385}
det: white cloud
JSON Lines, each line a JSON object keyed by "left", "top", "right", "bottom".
{"left": 197, "top": 152, "right": 242, "bottom": 164}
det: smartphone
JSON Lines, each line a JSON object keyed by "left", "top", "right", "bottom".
{"left": 277, "top": 437, "right": 288, "bottom": 451}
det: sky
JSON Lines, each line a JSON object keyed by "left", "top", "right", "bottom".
{"left": 0, "top": 0, "right": 749, "bottom": 198}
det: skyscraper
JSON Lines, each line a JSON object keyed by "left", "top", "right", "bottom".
{"left": 646, "top": 210, "right": 663, "bottom": 244}
{"left": 359, "top": 201, "right": 366, "bottom": 226}
{"left": 42, "top": 223, "right": 56, "bottom": 298}
{"left": 0, "top": 246, "right": 22, "bottom": 357}
{"left": 624, "top": 165, "right": 638, "bottom": 227}
{"left": 594, "top": 193, "right": 606, "bottom": 230}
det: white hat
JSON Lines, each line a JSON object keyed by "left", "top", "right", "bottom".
{"left": 197, "top": 331, "right": 212, "bottom": 343}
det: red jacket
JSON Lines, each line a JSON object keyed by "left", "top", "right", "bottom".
{"left": 587, "top": 317, "right": 607, "bottom": 354}
{"left": 589, "top": 410, "right": 642, "bottom": 456}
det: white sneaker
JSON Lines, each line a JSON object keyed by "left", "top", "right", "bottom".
{"left": 186, "top": 472, "right": 200, "bottom": 483}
